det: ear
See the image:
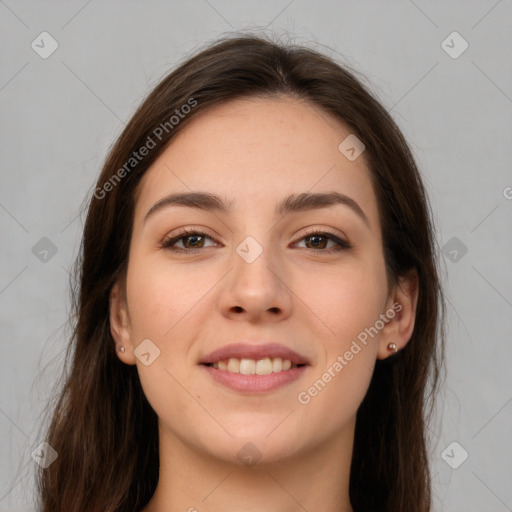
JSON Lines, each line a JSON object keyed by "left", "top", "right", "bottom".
{"left": 109, "top": 280, "right": 136, "bottom": 365}
{"left": 377, "top": 270, "right": 419, "bottom": 360}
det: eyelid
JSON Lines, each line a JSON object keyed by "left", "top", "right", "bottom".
{"left": 291, "top": 227, "right": 352, "bottom": 251}
{"left": 160, "top": 227, "right": 222, "bottom": 250}
{"left": 293, "top": 225, "right": 347, "bottom": 241}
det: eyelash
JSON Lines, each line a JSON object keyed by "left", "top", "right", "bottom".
{"left": 160, "top": 228, "right": 352, "bottom": 255}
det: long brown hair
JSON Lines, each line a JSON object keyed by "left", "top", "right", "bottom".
{"left": 35, "top": 33, "right": 445, "bottom": 512}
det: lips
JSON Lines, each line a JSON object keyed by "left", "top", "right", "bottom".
{"left": 198, "top": 342, "right": 310, "bottom": 392}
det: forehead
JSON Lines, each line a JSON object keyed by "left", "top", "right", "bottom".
{"left": 134, "top": 96, "right": 379, "bottom": 228}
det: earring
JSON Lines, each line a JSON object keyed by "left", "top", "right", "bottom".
{"left": 119, "top": 346, "right": 125, "bottom": 353}
{"left": 387, "top": 343, "right": 398, "bottom": 353}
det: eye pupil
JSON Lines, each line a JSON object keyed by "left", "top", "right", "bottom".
{"left": 185, "top": 235, "right": 203, "bottom": 248}
{"left": 306, "top": 235, "right": 327, "bottom": 249}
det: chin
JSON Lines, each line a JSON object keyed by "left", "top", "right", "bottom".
{"left": 190, "top": 425, "right": 304, "bottom": 467}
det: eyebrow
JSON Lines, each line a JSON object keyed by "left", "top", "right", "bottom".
{"left": 144, "top": 191, "right": 370, "bottom": 227}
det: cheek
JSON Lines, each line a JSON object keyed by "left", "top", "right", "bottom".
{"left": 124, "top": 257, "right": 215, "bottom": 439}
{"left": 293, "top": 256, "right": 388, "bottom": 349}
{"left": 291, "top": 258, "right": 387, "bottom": 435}
{"left": 125, "top": 255, "right": 215, "bottom": 339}
{"left": 124, "top": 255, "right": 216, "bottom": 409}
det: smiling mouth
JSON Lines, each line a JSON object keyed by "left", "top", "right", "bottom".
{"left": 203, "top": 357, "right": 306, "bottom": 375}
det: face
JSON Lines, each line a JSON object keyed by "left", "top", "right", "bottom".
{"left": 111, "top": 96, "right": 410, "bottom": 466}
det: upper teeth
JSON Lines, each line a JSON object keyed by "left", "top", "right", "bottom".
{"left": 210, "top": 357, "right": 295, "bottom": 375}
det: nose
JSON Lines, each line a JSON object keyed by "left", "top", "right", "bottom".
{"left": 217, "top": 241, "right": 293, "bottom": 324}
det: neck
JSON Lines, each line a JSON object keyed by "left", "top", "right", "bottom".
{"left": 142, "top": 419, "right": 355, "bottom": 512}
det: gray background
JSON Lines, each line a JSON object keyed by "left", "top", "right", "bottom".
{"left": 1, "top": 1, "right": 511, "bottom": 510}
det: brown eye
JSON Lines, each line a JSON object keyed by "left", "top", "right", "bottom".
{"left": 181, "top": 234, "right": 206, "bottom": 248}
{"left": 304, "top": 234, "right": 329, "bottom": 249}
{"left": 295, "top": 231, "right": 351, "bottom": 253}
{"left": 161, "top": 230, "right": 218, "bottom": 252}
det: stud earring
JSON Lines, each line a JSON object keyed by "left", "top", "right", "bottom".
{"left": 119, "top": 346, "right": 125, "bottom": 353}
{"left": 387, "top": 343, "right": 398, "bottom": 353}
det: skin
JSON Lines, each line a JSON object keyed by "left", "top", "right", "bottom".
{"left": 109, "top": 96, "right": 418, "bottom": 512}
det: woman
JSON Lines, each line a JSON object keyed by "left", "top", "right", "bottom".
{"left": 36, "top": 33, "right": 445, "bottom": 512}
